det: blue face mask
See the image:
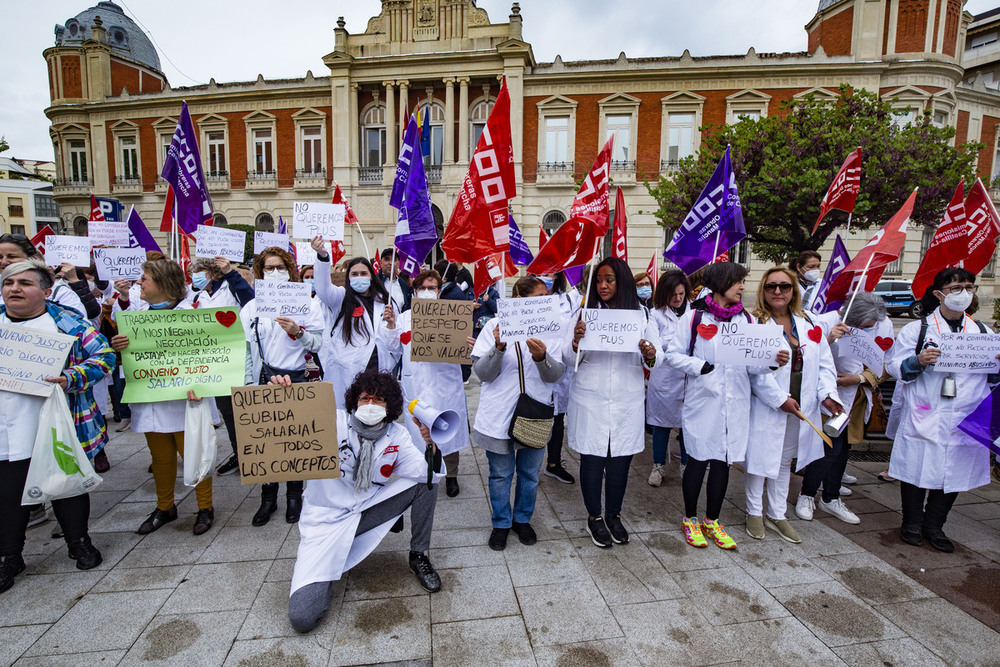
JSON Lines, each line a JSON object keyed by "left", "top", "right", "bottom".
{"left": 191, "top": 272, "right": 209, "bottom": 290}
{"left": 303, "top": 278, "right": 314, "bottom": 291}
{"left": 637, "top": 286, "right": 653, "bottom": 299}
{"left": 149, "top": 301, "right": 172, "bottom": 310}
{"left": 540, "top": 277, "right": 554, "bottom": 291}
{"left": 350, "top": 276, "right": 371, "bottom": 293}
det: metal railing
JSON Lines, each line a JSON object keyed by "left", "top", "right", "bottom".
{"left": 54, "top": 177, "right": 93, "bottom": 187}
{"left": 359, "top": 166, "right": 382, "bottom": 185}
{"left": 426, "top": 165, "right": 442, "bottom": 184}
{"left": 537, "top": 161, "right": 574, "bottom": 173}
{"left": 660, "top": 159, "right": 681, "bottom": 172}
{"left": 206, "top": 170, "right": 229, "bottom": 181}
{"left": 610, "top": 160, "right": 635, "bottom": 172}
{"left": 246, "top": 170, "right": 277, "bottom": 180}
{"left": 114, "top": 175, "right": 142, "bottom": 185}
{"left": 295, "top": 168, "right": 326, "bottom": 178}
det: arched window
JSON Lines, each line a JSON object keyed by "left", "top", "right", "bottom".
{"left": 361, "top": 105, "right": 386, "bottom": 168}
{"left": 419, "top": 102, "right": 446, "bottom": 166}
{"left": 73, "top": 216, "right": 88, "bottom": 236}
{"left": 255, "top": 212, "right": 274, "bottom": 233}
{"left": 469, "top": 100, "right": 494, "bottom": 159}
{"left": 213, "top": 213, "right": 228, "bottom": 227}
{"left": 542, "top": 210, "right": 566, "bottom": 235}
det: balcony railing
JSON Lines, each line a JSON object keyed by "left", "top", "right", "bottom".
{"left": 660, "top": 159, "right": 681, "bottom": 173}
{"left": 7, "top": 205, "right": 24, "bottom": 217}
{"left": 206, "top": 170, "right": 229, "bottom": 182}
{"left": 112, "top": 174, "right": 143, "bottom": 194}
{"left": 610, "top": 160, "right": 635, "bottom": 172}
{"left": 359, "top": 166, "right": 382, "bottom": 185}
{"left": 294, "top": 168, "right": 327, "bottom": 190}
{"left": 246, "top": 170, "right": 278, "bottom": 190}
{"left": 537, "top": 161, "right": 574, "bottom": 173}
{"left": 114, "top": 175, "right": 142, "bottom": 185}
{"left": 426, "top": 165, "right": 442, "bottom": 184}
{"left": 53, "top": 177, "right": 93, "bottom": 195}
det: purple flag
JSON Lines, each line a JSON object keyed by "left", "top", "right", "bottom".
{"left": 394, "top": 117, "right": 438, "bottom": 266}
{"left": 664, "top": 145, "right": 745, "bottom": 275}
{"left": 390, "top": 118, "right": 419, "bottom": 209}
{"left": 564, "top": 264, "right": 585, "bottom": 288}
{"left": 125, "top": 206, "right": 162, "bottom": 254}
{"left": 957, "top": 385, "right": 1000, "bottom": 457}
{"left": 810, "top": 234, "right": 851, "bottom": 314}
{"left": 394, "top": 248, "right": 423, "bottom": 279}
{"left": 160, "top": 101, "right": 213, "bottom": 235}
{"left": 509, "top": 215, "right": 533, "bottom": 266}
{"left": 278, "top": 216, "right": 287, "bottom": 235}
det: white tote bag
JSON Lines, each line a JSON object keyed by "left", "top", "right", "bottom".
{"left": 21, "top": 390, "right": 103, "bottom": 505}
{"left": 183, "top": 399, "right": 218, "bottom": 487}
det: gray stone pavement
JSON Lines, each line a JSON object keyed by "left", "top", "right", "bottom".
{"left": 2, "top": 377, "right": 1000, "bottom": 666}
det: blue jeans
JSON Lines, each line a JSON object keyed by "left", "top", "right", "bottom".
{"left": 485, "top": 446, "right": 545, "bottom": 528}
{"left": 652, "top": 427, "right": 685, "bottom": 465}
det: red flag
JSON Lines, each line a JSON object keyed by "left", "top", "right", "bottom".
{"left": 159, "top": 185, "right": 175, "bottom": 233}
{"left": 963, "top": 178, "right": 1000, "bottom": 276}
{"left": 646, "top": 253, "right": 658, "bottom": 287}
{"left": 89, "top": 195, "right": 106, "bottom": 222}
{"left": 712, "top": 250, "right": 730, "bottom": 264}
{"left": 573, "top": 136, "right": 614, "bottom": 235}
{"left": 179, "top": 232, "right": 192, "bottom": 283}
{"left": 812, "top": 147, "right": 862, "bottom": 233}
{"left": 332, "top": 184, "right": 360, "bottom": 227}
{"left": 442, "top": 78, "right": 516, "bottom": 263}
{"left": 612, "top": 187, "right": 627, "bottom": 261}
{"left": 912, "top": 179, "right": 968, "bottom": 298}
{"left": 30, "top": 225, "right": 55, "bottom": 255}
{"left": 827, "top": 188, "right": 917, "bottom": 303}
{"left": 372, "top": 247, "right": 381, "bottom": 274}
{"left": 539, "top": 226, "right": 549, "bottom": 247}
{"left": 329, "top": 240, "right": 346, "bottom": 265}
{"left": 474, "top": 251, "right": 517, "bottom": 297}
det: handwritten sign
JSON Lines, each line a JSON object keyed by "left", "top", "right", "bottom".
{"left": 712, "top": 320, "right": 784, "bottom": 366}
{"left": 932, "top": 332, "right": 1000, "bottom": 374}
{"left": 92, "top": 247, "right": 146, "bottom": 281}
{"left": 253, "top": 280, "right": 312, "bottom": 321}
{"left": 232, "top": 382, "right": 341, "bottom": 484}
{"left": 293, "top": 202, "right": 345, "bottom": 241}
{"left": 498, "top": 295, "right": 563, "bottom": 343}
{"left": 579, "top": 309, "right": 644, "bottom": 353}
{"left": 294, "top": 241, "right": 318, "bottom": 267}
{"left": 254, "top": 231, "right": 290, "bottom": 256}
{"left": 0, "top": 324, "right": 75, "bottom": 397}
{"left": 117, "top": 307, "right": 246, "bottom": 403}
{"left": 838, "top": 328, "right": 887, "bottom": 372}
{"left": 88, "top": 221, "right": 130, "bottom": 247}
{"left": 195, "top": 225, "right": 246, "bottom": 262}
{"left": 44, "top": 235, "right": 91, "bottom": 266}
{"left": 410, "top": 298, "right": 475, "bottom": 364}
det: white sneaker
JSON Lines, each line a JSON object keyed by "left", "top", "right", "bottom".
{"left": 818, "top": 498, "right": 860, "bottom": 524}
{"left": 839, "top": 485, "right": 852, "bottom": 497}
{"left": 648, "top": 464, "right": 664, "bottom": 487}
{"left": 841, "top": 473, "right": 857, "bottom": 485}
{"left": 795, "top": 495, "right": 815, "bottom": 521}
{"left": 116, "top": 418, "right": 131, "bottom": 432}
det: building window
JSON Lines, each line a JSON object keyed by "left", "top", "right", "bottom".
{"left": 884, "top": 248, "right": 904, "bottom": 276}
{"left": 7, "top": 197, "right": 24, "bottom": 218}
{"left": 598, "top": 93, "right": 639, "bottom": 173}
{"left": 984, "top": 249, "right": 998, "bottom": 279}
{"left": 544, "top": 116, "right": 570, "bottom": 164}
{"left": 69, "top": 140, "right": 88, "bottom": 183}
{"left": 725, "top": 89, "right": 770, "bottom": 125}
{"left": 660, "top": 92, "right": 705, "bottom": 172}
{"left": 255, "top": 212, "right": 274, "bottom": 232}
{"left": 734, "top": 238, "right": 751, "bottom": 267}
{"left": 119, "top": 135, "right": 139, "bottom": 181}
{"left": 207, "top": 131, "right": 227, "bottom": 176}
{"left": 606, "top": 114, "right": 632, "bottom": 163}
{"left": 419, "top": 103, "right": 445, "bottom": 166}
{"left": 920, "top": 226, "right": 935, "bottom": 258}
{"left": 252, "top": 128, "right": 274, "bottom": 174}
{"left": 892, "top": 107, "right": 918, "bottom": 127}
{"left": 666, "top": 112, "right": 695, "bottom": 168}
{"left": 470, "top": 100, "right": 494, "bottom": 158}
{"left": 301, "top": 126, "right": 323, "bottom": 173}
{"left": 970, "top": 31, "right": 998, "bottom": 49}
{"left": 213, "top": 213, "right": 228, "bottom": 227}
{"left": 10, "top": 224, "right": 25, "bottom": 235}
{"left": 34, "top": 193, "right": 58, "bottom": 218}
{"left": 361, "top": 105, "right": 386, "bottom": 168}
{"left": 542, "top": 210, "right": 566, "bottom": 235}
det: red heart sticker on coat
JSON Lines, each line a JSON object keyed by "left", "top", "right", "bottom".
{"left": 697, "top": 323, "right": 718, "bottom": 340}
{"left": 379, "top": 464, "right": 394, "bottom": 478}
{"left": 808, "top": 326, "right": 822, "bottom": 343}
{"left": 214, "top": 311, "right": 237, "bottom": 328}
{"left": 400, "top": 331, "right": 412, "bottom": 345}
{"left": 353, "top": 306, "right": 365, "bottom": 317}
{"left": 875, "top": 336, "right": 894, "bottom": 351}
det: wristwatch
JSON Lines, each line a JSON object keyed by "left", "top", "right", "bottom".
{"left": 294, "top": 328, "right": 304, "bottom": 340}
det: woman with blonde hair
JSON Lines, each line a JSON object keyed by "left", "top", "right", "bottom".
{"left": 744, "top": 267, "right": 842, "bottom": 544}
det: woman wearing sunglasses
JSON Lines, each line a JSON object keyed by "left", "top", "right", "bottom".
{"left": 744, "top": 268, "right": 843, "bottom": 544}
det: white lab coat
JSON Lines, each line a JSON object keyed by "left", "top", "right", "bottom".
{"left": 817, "top": 313, "right": 895, "bottom": 419}
{"left": 745, "top": 314, "right": 841, "bottom": 477}
{"left": 665, "top": 308, "right": 788, "bottom": 464}
{"left": 646, "top": 307, "right": 686, "bottom": 429}
{"left": 290, "top": 412, "right": 443, "bottom": 595}
{"left": 885, "top": 308, "right": 992, "bottom": 493}
{"left": 565, "top": 306, "right": 663, "bottom": 457}
{"left": 552, "top": 291, "right": 583, "bottom": 415}
{"left": 383, "top": 309, "right": 472, "bottom": 456}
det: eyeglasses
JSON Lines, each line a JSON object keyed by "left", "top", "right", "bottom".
{"left": 940, "top": 284, "right": 978, "bottom": 294}
{"left": 0, "top": 233, "right": 30, "bottom": 243}
{"left": 763, "top": 283, "right": 794, "bottom": 294}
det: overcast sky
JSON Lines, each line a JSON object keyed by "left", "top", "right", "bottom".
{"left": 2, "top": 0, "right": 998, "bottom": 160}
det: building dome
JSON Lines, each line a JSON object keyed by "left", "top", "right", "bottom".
{"left": 54, "top": 1, "right": 161, "bottom": 74}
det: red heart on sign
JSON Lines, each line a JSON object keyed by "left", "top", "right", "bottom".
{"left": 808, "top": 326, "right": 822, "bottom": 343}
{"left": 697, "top": 324, "right": 718, "bottom": 340}
{"left": 214, "top": 311, "right": 237, "bottom": 328}
{"left": 400, "top": 331, "right": 412, "bottom": 345}
{"left": 352, "top": 306, "right": 365, "bottom": 317}
{"left": 875, "top": 336, "right": 894, "bottom": 351}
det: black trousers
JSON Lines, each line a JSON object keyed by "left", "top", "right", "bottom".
{"left": 682, "top": 457, "right": 729, "bottom": 520}
{"left": 579, "top": 447, "right": 632, "bottom": 518}
{"left": 900, "top": 481, "right": 958, "bottom": 532}
{"left": 261, "top": 480, "right": 304, "bottom": 501}
{"left": 800, "top": 430, "right": 849, "bottom": 502}
{"left": 0, "top": 459, "right": 91, "bottom": 557}
{"left": 546, "top": 413, "right": 566, "bottom": 467}
{"left": 215, "top": 394, "right": 238, "bottom": 457}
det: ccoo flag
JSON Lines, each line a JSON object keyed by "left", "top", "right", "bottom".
{"left": 963, "top": 178, "right": 1000, "bottom": 276}
{"left": 809, "top": 234, "right": 850, "bottom": 314}
{"left": 125, "top": 206, "right": 162, "bottom": 254}
{"left": 394, "top": 116, "right": 438, "bottom": 266}
{"left": 160, "top": 102, "right": 214, "bottom": 235}
{"left": 957, "top": 384, "right": 1000, "bottom": 457}
{"left": 664, "top": 145, "right": 745, "bottom": 275}
{"left": 912, "top": 179, "right": 967, "bottom": 299}
{"left": 812, "top": 148, "right": 862, "bottom": 234}
{"left": 508, "top": 215, "right": 533, "bottom": 266}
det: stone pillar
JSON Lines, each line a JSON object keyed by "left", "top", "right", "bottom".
{"left": 458, "top": 77, "right": 470, "bottom": 165}
{"left": 443, "top": 77, "right": 455, "bottom": 165}
{"left": 398, "top": 80, "right": 410, "bottom": 130}
{"left": 384, "top": 81, "right": 396, "bottom": 167}
{"left": 349, "top": 82, "right": 360, "bottom": 169}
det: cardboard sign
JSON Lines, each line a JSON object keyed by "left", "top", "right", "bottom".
{"left": 44, "top": 235, "right": 91, "bottom": 266}
{"left": 932, "top": 332, "right": 1000, "bottom": 374}
{"left": 117, "top": 307, "right": 246, "bottom": 402}
{"left": 254, "top": 231, "right": 290, "bottom": 256}
{"left": 294, "top": 241, "right": 319, "bottom": 267}
{"left": 409, "top": 298, "right": 475, "bottom": 364}
{"left": 579, "top": 309, "right": 644, "bottom": 352}
{"left": 838, "top": 328, "right": 887, "bottom": 372}
{"left": 88, "top": 221, "right": 130, "bottom": 247}
{"left": 93, "top": 247, "right": 146, "bottom": 281}
{"left": 232, "top": 381, "right": 341, "bottom": 484}
{"left": 253, "top": 280, "right": 312, "bottom": 321}
{"left": 293, "top": 202, "right": 345, "bottom": 241}
{"left": 712, "top": 320, "right": 785, "bottom": 366}
{"left": 497, "top": 295, "right": 563, "bottom": 343}
{"left": 0, "top": 324, "right": 75, "bottom": 397}
{"left": 195, "top": 225, "right": 246, "bottom": 262}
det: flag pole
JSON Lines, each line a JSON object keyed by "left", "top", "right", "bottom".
{"left": 574, "top": 238, "right": 603, "bottom": 372}
{"left": 841, "top": 252, "right": 874, "bottom": 323}
{"left": 846, "top": 212, "right": 852, "bottom": 235}
{"left": 712, "top": 229, "right": 721, "bottom": 261}
{"left": 355, "top": 222, "right": 371, "bottom": 261}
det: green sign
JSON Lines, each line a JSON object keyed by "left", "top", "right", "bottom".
{"left": 118, "top": 307, "right": 246, "bottom": 403}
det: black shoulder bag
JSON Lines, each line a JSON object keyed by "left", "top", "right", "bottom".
{"left": 507, "top": 344, "right": 554, "bottom": 449}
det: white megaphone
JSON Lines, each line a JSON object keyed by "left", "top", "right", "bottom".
{"left": 407, "top": 399, "right": 462, "bottom": 444}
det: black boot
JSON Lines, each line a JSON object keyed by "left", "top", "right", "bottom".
{"left": 899, "top": 482, "right": 925, "bottom": 546}
{"left": 0, "top": 554, "right": 26, "bottom": 594}
{"left": 67, "top": 536, "right": 103, "bottom": 570}
{"left": 285, "top": 495, "right": 302, "bottom": 523}
{"left": 922, "top": 489, "right": 958, "bottom": 553}
{"left": 253, "top": 485, "right": 279, "bottom": 527}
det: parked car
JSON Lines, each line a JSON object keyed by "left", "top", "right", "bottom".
{"left": 873, "top": 280, "right": 921, "bottom": 318}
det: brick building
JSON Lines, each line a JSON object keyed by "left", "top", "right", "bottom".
{"left": 43, "top": 0, "right": 1000, "bottom": 295}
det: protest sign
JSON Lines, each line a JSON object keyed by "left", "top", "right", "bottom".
{"left": 195, "top": 225, "right": 246, "bottom": 262}
{"left": 294, "top": 241, "right": 318, "bottom": 267}
{"left": 932, "top": 332, "right": 1000, "bottom": 374}
{"left": 253, "top": 280, "right": 312, "bottom": 321}
{"left": 579, "top": 309, "right": 644, "bottom": 353}
{"left": 254, "top": 231, "right": 290, "bottom": 255}
{"left": 838, "top": 328, "right": 888, "bottom": 372}
{"left": 0, "top": 324, "right": 75, "bottom": 397}
{"left": 117, "top": 307, "right": 246, "bottom": 402}
{"left": 711, "top": 320, "right": 785, "bottom": 366}
{"left": 497, "top": 295, "right": 563, "bottom": 343}
{"left": 232, "top": 381, "right": 340, "bottom": 484}
{"left": 88, "top": 221, "right": 130, "bottom": 247}
{"left": 410, "top": 298, "right": 474, "bottom": 364}
{"left": 293, "top": 202, "right": 345, "bottom": 241}
{"left": 92, "top": 247, "right": 146, "bottom": 281}
{"left": 44, "top": 235, "right": 91, "bottom": 266}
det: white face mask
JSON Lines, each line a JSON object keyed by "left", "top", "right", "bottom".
{"left": 354, "top": 403, "right": 387, "bottom": 426}
{"left": 416, "top": 289, "right": 437, "bottom": 299}
{"left": 803, "top": 269, "right": 820, "bottom": 284}
{"left": 264, "top": 268, "right": 289, "bottom": 282}
{"left": 942, "top": 289, "right": 974, "bottom": 313}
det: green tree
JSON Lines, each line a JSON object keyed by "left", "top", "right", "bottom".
{"left": 0, "top": 136, "right": 8, "bottom": 154}
{"left": 226, "top": 223, "right": 255, "bottom": 264}
{"left": 645, "top": 85, "right": 982, "bottom": 265}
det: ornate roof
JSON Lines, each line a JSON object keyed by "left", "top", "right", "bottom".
{"left": 54, "top": 1, "right": 161, "bottom": 73}
{"left": 817, "top": 0, "right": 850, "bottom": 12}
